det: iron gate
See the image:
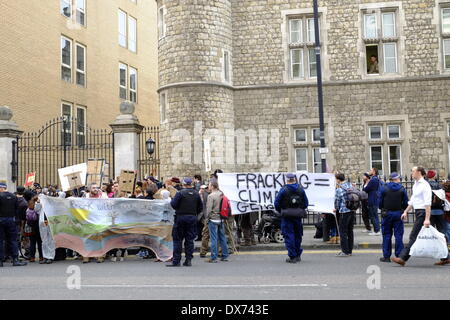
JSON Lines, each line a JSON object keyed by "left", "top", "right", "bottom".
{"left": 17, "top": 117, "right": 114, "bottom": 187}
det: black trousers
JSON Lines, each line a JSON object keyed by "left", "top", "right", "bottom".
{"left": 339, "top": 212, "right": 355, "bottom": 255}
{"left": 430, "top": 214, "right": 450, "bottom": 260}
{"left": 361, "top": 200, "right": 372, "bottom": 231}
{"left": 399, "top": 210, "right": 425, "bottom": 262}
{"left": 172, "top": 215, "right": 197, "bottom": 264}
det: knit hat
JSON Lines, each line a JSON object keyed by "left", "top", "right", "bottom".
{"left": 427, "top": 170, "right": 436, "bottom": 179}
{"left": 363, "top": 173, "right": 370, "bottom": 179}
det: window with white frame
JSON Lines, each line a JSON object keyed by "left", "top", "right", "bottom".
{"left": 370, "top": 145, "right": 384, "bottom": 175}
{"left": 367, "top": 123, "right": 404, "bottom": 176}
{"left": 119, "top": 63, "right": 127, "bottom": 99}
{"left": 160, "top": 92, "right": 167, "bottom": 123}
{"left": 442, "top": 7, "right": 450, "bottom": 70}
{"left": 223, "top": 50, "right": 230, "bottom": 83}
{"left": 288, "top": 15, "right": 321, "bottom": 80}
{"left": 158, "top": 7, "right": 166, "bottom": 39}
{"left": 363, "top": 9, "right": 399, "bottom": 75}
{"left": 118, "top": 9, "right": 127, "bottom": 47}
{"left": 61, "top": 0, "right": 71, "bottom": 18}
{"left": 61, "top": 102, "right": 73, "bottom": 145}
{"left": 76, "top": 105, "right": 86, "bottom": 147}
{"left": 76, "top": 0, "right": 86, "bottom": 26}
{"left": 128, "top": 16, "right": 137, "bottom": 53}
{"left": 129, "top": 67, "right": 137, "bottom": 103}
{"left": 293, "top": 125, "right": 326, "bottom": 172}
{"left": 61, "top": 36, "right": 72, "bottom": 82}
{"left": 295, "top": 148, "right": 308, "bottom": 171}
{"left": 76, "top": 43, "right": 86, "bottom": 86}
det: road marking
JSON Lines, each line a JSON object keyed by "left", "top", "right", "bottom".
{"left": 196, "top": 250, "right": 380, "bottom": 255}
{"left": 82, "top": 284, "right": 328, "bottom": 288}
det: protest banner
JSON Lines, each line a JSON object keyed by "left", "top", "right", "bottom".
{"left": 24, "top": 172, "right": 36, "bottom": 187}
{"left": 58, "top": 163, "right": 88, "bottom": 192}
{"left": 217, "top": 172, "right": 336, "bottom": 215}
{"left": 39, "top": 195, "right": 175, "bottom": 261}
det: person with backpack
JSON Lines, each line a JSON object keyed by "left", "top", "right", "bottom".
{"left": 334, "top": 173, "right": 359, "bottom": 257}
{"left": 204, "top": 180, "right": 229, "bottom": 263}
{"left": 167, "top": 177, "right": 203, "bottom": 267}
{"left": 274, "top": 173, "right": 309, "bottom": 263}
{"left": 426, "top": 170, "right": 450, "bottom": 265}
{"left": 363, "top": 168, "right": 382, "bottom": 236}
{"left": 378, "top": 172, "right": 409, "bottom": 262}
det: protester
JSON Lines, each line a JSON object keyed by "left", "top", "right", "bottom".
{"left": 378, "top": 172, "right": 409, "bottom": 262}
{"left": 239, "top": 212, "right": 257, "bottom": 246}
{"left": 426, "top": 170, "right": 450, "bottom": 265}
{"left": 106, "top": 183, "right": 115, "bottom": 198}
{"left": 363, "top": 168, "right": 381, "bottom": 236}
{"left": 0, "top": 181, "right": 27, "bottom": 267}
{"left": 167, "top": 177, "right": 203, "bottom": 267}
{"left": 193, "top": 175, "right": 203, "bottom": 191}
{"left": 334, "top": 173, "right": 355, "bottom": 257}
{"left": 274, "top": 173, "right": 309, "bottom": 263}
{"left": 199, "top": 185, "right": 210, "bottom": 258}
{"left": 205, "top": 181, "right": 229, "bottom": 263}
{"left": 25, "top": 192, "right": 44, "bottom": 263}
{"left": 391, "top": 167, "right": 447, "bottom": 266}
{"left": 360, "top": 173, "right": 372, "bottom": 233}
{"left": 85, "top": 183, "right": 108, "bottom": 199}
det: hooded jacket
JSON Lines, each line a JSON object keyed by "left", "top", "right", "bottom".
{"left": 363, "top": 176, "right": 381, "bottom": 207}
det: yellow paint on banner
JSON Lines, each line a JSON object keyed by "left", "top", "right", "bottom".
{"left": 69, "top": 208, "right": 90, "bottom": 223}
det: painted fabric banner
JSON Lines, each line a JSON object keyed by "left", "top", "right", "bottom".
{"left": 217, "top": 172, "right": 336, "bottom": 215}
{"left": 39, "top": 195, "right": 174, "bottom": 261}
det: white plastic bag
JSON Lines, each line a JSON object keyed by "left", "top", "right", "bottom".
{"left": 38, "top": 203, "right": 56, "bottom": 260}
{"left": 410, "top": 226, "right": 448, "bottom": 259}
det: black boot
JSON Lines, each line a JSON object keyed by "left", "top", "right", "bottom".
{"left": 183, "top": 259, "right": 192, "bottom": 267}
{"left": 12, "top": 258, "right": 27, "bottom": 267}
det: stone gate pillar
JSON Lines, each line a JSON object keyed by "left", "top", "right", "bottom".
{"left": 110, "top": 102, "right": 143, "bottom": 179}
{"left": 0, "top": 106, "right": 23, "bottom": 192}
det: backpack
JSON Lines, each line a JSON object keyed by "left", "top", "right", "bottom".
{"left": 431, "top": 191, "right": 445, "bottom": 210}
{"left": 26, "top": 208, "right": 38, "bottom": 223}
{"left": 219, "top": 194, "right": 231, "bottom": 220}
{"left": 343, "top": 186, "right": 362, "bottom": 211}
{"left": 283, "top": 186, "right": 305, "bottom": 209}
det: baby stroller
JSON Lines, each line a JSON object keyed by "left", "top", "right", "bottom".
{"left": 256, "top": 211, "right": 284, "bottom": 244}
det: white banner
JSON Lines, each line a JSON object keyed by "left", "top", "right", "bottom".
{"left": 217, "top": 172, "right": 336, "bottom": 215}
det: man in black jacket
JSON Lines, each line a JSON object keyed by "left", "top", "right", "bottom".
{"left": 167, "top": 178, "right": 203, "bottom": 267}
{"left": 0, "top": 182, "right": 27, "bottom": 267}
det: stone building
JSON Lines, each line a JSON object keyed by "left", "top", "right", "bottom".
{"left": 156, "top": 0, "right": 450, "bottom": 179}
{"left": 0, "top": 0, "right": 159, "bottom": 132}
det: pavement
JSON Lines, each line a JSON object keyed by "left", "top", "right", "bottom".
{"left": 1, "top": 250, "right": 449, "bottom": 300}
{"left": 196, "top": 224, "right": 415, "bottom": 252}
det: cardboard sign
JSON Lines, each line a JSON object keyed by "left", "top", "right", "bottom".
{"left": 24, "top": 172, "right": 36, "bottom": 187}
{"left": 119, "top": 170, "right": 137, "bottom": 194}
{"left": 65, "top": 172, "right": 84, "bottom": 190}
{"left": 58, "top": 163, "right": 88, "bottom": 192}
{"left": 102, "top": 163, "right": 110, "bottom": 185}
{"left": 86, "top": 159, "right": 105, "bottom": 187}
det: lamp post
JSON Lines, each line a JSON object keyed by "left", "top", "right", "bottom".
{"left": 313, "top": 0, "right": 327, "bottom": 173}
{"left": 145, "top": 138, "right": 156, "bottom": 157}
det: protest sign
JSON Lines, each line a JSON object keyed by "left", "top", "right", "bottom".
{"left": 24, "top": 172, "right": 36, "bottom": 187}
{"left": 119, "top": 170, "right": 137, "bottom": 194}
{"left": 217, "top": 172, "right": 336, "bottom": 215}
{"left": 86, "top": 158, "right": 105, "bottom": 186}
{"left": 39, "top": 195, "right": 174, "bottom": 261}
{"left": 58, "top": 163, "right": 88, "bottom": 192}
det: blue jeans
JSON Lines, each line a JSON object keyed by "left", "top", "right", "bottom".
{"left": 447, "top": 222, "right": 450, "bottom": 242}
{"left": 281, "top": 217, "right": 303, "bottom": 259}
{"left": 368, "top": 206, "right": 380, "bottom": 233}
{"left": 0, "top": 217, "right": 19, "bottom": 260}
{"left": 208, "top": 221, "right": 228, "bottom": 261}
{"left": 381, "top": 211, "right": 404, "bottom": 258}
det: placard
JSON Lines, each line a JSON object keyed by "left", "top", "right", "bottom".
{"left": 58, "top": 163, "right": 88, "bottom": 192}
{"left": 119, "top": 170, "right": 137, "bottom": 194}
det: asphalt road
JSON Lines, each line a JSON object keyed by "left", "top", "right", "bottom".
{"left": 1, "top": 250, "right": 449, "bottom": 300}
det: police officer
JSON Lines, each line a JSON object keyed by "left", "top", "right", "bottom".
{"left": 378, "top": 172, "right": 409, "bottom": 262}
{"left": 167, "top": 177, "right": 203, "bottom": 267}
{"left": 0, "top": 182, "right": 27, "bottom": 267}
{"left": 274, "top": 173, "right": 309, "bottom": 263}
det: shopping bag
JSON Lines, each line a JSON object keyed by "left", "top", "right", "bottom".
{"left": 409, "top": 226, "right": 448, "bottom": 259}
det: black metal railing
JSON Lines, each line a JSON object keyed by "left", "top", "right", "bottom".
{"left": 17, "top": 117, "right": 114, "bottom": 187}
